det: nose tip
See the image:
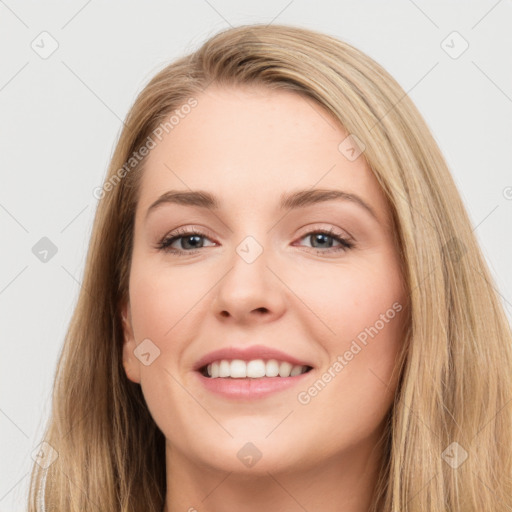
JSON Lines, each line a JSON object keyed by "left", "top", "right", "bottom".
{"left": 213, "top": 258, "right": 285, "bottom": 324}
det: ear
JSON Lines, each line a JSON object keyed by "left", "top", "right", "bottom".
{"left": 120, "top": 301, "right": 141, "bottom": 384}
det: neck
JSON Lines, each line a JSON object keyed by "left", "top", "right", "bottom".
{"left": 163, "top": 435, "right": 386, "bottom": 512}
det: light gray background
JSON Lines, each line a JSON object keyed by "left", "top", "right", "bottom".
{"left": 1, "top": 1, "right": 511, "bottom": 509}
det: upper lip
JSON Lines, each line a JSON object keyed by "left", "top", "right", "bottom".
{"left": 193, "top": 344, "right": 314, "bottom": 371}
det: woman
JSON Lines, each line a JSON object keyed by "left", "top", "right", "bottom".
{"left": 28, "top": 24, "right": 512, "bottom": 511}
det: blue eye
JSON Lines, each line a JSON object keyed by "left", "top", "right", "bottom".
{"left": 157, "top": 227, "right": 214, "bottom": 254}
{"left": 157, "top": 227, "right": 354, "bottom": 256}
{"left": 299, "top": 230, "right": 353, "bottom": 252}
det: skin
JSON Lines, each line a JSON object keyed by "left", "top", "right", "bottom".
{"left": 121, "top": 84, "right": 408, "bottom": 512}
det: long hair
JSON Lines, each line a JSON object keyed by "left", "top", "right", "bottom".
{"left": 28, "top": 23, "right": 512, "bottom": 511}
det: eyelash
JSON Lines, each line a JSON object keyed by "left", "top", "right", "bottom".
{"left": 156, "top": 226, "right": 355, "bottom": 256}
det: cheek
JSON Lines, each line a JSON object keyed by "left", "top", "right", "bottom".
{"left": 296, "top": 258, "right": 405, "bottom": 343}
{"left": 334, "top": 278, "right": 405, "bottom": 361}
{"left": 126, "top": 262, "right": 206, "bottom": 439}
{"left": 128, "top": 258, "right": 211, "bottom": 341}
{"left": 295, "top": 255, "right": 406, "bottom": 391}
{"left": 291, "top": 269, "right": 405, "bottom": 447}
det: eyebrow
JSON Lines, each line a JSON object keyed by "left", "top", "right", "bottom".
{"left": 145, "top": 188, "right": 379, "bottom": 222}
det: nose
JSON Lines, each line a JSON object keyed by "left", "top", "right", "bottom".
{"left": 212, "top": 239, "right": 286, "bottom": 325}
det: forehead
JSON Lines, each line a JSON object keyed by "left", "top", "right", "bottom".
{"left": 136, "top": 85, "right": 391, "bottom": 227}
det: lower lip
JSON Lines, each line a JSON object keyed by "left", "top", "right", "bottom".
{"left": 195, "top": 370, "right": 313, "bottom": 399}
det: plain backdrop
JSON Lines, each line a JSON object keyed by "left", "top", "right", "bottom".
{"left": 1, "top": 1, "right": 511, "bottom": 509}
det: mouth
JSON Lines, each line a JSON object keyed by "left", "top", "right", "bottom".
{"left": 193, "top": 345, "right": 315, "bottom": 399}
{"left": 198, "top": 359, "right": 314, "bottom": 379}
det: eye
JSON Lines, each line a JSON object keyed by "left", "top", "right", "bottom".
{"left": 156, "top": 226, "right": 354, "bottom": 256}
{"left": 294, "top": 228, "right": 354, "bottom": 254}
{"left": 156, "top": 227, "right": 215, "bottom": 255}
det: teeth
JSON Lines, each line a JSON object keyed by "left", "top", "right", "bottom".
{"left": 278, "top": 361, "right": 292, "bottom": 377}
{"left": 205, "top": 359, "right": 310, "bottom": 378}
{"left": 266, "top": 359, "right": 280, "bottom": 377}
{"left": 247, "top": 359, "right": 266, "bottom": 378}
{"left": 230, "top": 360, "right": 247, "bottom": 378}
{"left": 219, "top": 360, "right": 230, "bottom": 377}
{"left": 290, "top": 365, "right": 303, "bottom": 377}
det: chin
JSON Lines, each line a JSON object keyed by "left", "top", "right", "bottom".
{"left": 183, "top": 434, "right": 305, "bottom": 475}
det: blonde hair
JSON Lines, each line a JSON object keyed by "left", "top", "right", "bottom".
{"left": 28, "top": 24, "right": 512, "bottom": 511}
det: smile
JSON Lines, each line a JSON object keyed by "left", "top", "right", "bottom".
{"left": 201, "top": 358, "right": 313, "bottom": 378}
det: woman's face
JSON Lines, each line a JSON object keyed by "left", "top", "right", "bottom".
{"left": 121, "top": 85, "right": 408, "bottom": 475}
